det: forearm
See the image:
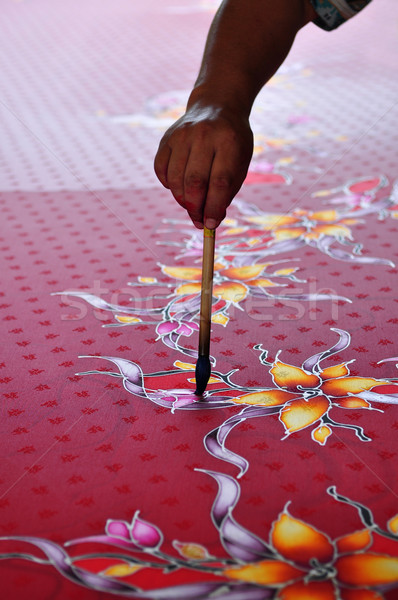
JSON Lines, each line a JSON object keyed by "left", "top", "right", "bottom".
{"left": 188, "top": 0, "right": 316, "bottom": 117}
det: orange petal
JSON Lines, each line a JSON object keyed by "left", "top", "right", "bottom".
{"left": 321, "top": 377, "right": 385, "bottom": 397}
{"left": 137, "top": 276, "right": 157, "bottom": 283}
{"left": 102, "top": 563, "right": 142, "bottom": 578}
{"left": 271, "top": 361, "right": 320, "bottom": 391}
{"left": 336, "top": 553, "right": 398, "bottom": 586}
{"left": 232, "top": 389, "right": 297, "bottom": 407}
{"left": 211, "top": 313, "right": 229, "bottom": 325}
{"left": 312, "top": 424, "right": 332, "bottom": 445}
{"left": 310, "top": 210, "right": 338, "bottom": 222}
{"left": 274, "top": 227, "right": 306, "bottom": 241}
{"left": 224, "top": 559, "right": 304, "bottom": 585}
{"left": 220, "top": 265, "right": 265, "bottom": 281}
{"left": 173, "top": 361, "right": 195, "bottom": 371}
{"left": 272, "top": 267, "right": 299, "bottom": 276}
{"left": 176, "top": 282, "right": 201, "bottom": 295}
{"left": 278, "top": 580, "right": 336, "bottom": 600}
{"left": 388, "top": 515, "right": 398, "bottom": 535}
{"left": 213, "top": 262, "right": 225, "bottom": 271}
{"left": 336, "top": 529, "right": 372, "bottom": 554}
{"left": 280, "top": 396, "right": 329, "bottom": 435}
{"left": 249, "top": 278, "right": 279, "bottom": 288}
{"left": 162, "top": 266, "right": 202, "bottom": 281}
{"left": 173, "top": 541, "right": 211, "bottom": 560}
{"left": 320, "top": 363, "right": 350, "bottom": 380}
{"left": 213, "top": 282, "right": 247, "bottom": 303}
{"left": 188, "top": 376, "right": 221, "bottom": 385}
{"left": 313, "top": 224, "right": 352, "bottom": 238}
{"left": 332, "top": 397, "right": 371, "bottom": 409}
{"left": 340, "top": 218, "right": 360, "bottom": 225}
{"left": 245, "top": 214, "right": 300, "bottom": 228}
{"left": 222, "top": 227, "right": 247, "bottom": 236}
{"left": 115, "top": 315, "right": 141, "bottom": 324}
{"left": 271, "top": 512, "right": 334, "bottom": 566}
{"left": 341, "top": 589, "right": 385, "bottom": 600}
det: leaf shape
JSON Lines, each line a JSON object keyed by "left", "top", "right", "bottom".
{"left": 114, "top": 315, "right": 141, "bottom": 324}
{"left": 388, "top": 514, "right": 398, "bottom": 535}
{"left": 320, "top": 363, "right": 350, "bottom": 380}
{"left": 278, "top": 580, "right": 336, "bottom": 599}
{"left": 271, "top": 361, "right": 320, "bottom": 391}
{"left": 312, "top": 424, "right": 332, "bottom": 445}
{"left": 274, "top": 227, "right": 307, "bottom": 241}
{"left": 224, "top": 559, "right": 303, "bottom": 585}
{"left": 245, "top": 215, "right": 299, "bottom": 227}
{"left": 332, "top": 397, "right": 370, "bottom": 409}
{"left": 310, "top": 210, "right": 338, "bottom": 222}
{"left": 232, "top": 389, "right": 296, "bottom": 407}
{"left": 280, "top": 396, "right": 329, "bottom": 434}
{"left": 162, "top": 266, "right": 202, "bottom": 281}
{"left": 173, "top": 361, "right": 195, "bottom": 371}
{"left": 341, "top": 589, "right": 384, "bottom": 600}
{"left": 336, "top": 553, "right": 398, "bottom": 586}
{"left": 213, "top": 282, "right": 248, "bottom": 303}
{"left": 220, "top": 265, "right": 266, "bottom": 281}
{"left": 172, "top": 541, "right": 211, "bottom": 561}
{"left": 102, "top": 563, "right": 142, "bottom": 578}
{"left": 336, "top": 529, "right": 372, "bottom": 554}
{"left": 271, "top": 512, "right": 334, "bottom": 566}
{"left": 321, "top": 377, "right": 385, "bottom": 397}
{"left": 249, "top": 278, "right": 279, "bottom": 288}
{"left": 176, "top": 283, "right": 202, "bottom": 295}
{"left": 211, "top": 313, "right": 229, "bottom": 325}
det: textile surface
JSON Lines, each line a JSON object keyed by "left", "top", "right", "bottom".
{"left": 1, "top": 1, "right": 398, "bottom": 599}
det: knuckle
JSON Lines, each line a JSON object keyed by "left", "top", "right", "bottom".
{"left": 166, "top": 170, "right": 182, "bottom": 189}
{"left": 185, "top": 172, "right": 208, "bottom": 192}
{"left": 211, "top": 173, "right": 233, "bottom": 190}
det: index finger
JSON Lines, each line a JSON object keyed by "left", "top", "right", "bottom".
{"left": 203, "top": 151, "right": 245, "bottom": 229}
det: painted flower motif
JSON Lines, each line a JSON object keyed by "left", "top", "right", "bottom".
{"left": 106, "top": 512, "right": 163, "bottom": 549}
{"left": 78, "top": 355, "right": 238, "bottom": 412}
{"left": 224, "top": 503, "right": 398, "bottom": 599}
{"left": 3, "top": 473, "right": 398, "bottom": 599}
{"left": 156, "top": 320, "right": 199, "bottom": 338}
{"left": 231, "top": 328, "right": 398, "bottom": 445}
{"left": 242, "top": 207, "right": 357, "bottom": 245}
{"left": 67, "top": 510, "right": 163, "bottom": 552}
{"left": 205, "top": 472, "right": 398, "bottom": 600}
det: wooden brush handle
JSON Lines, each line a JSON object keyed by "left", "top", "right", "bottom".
{"left": 198, "top": 227, "right": 215, "bottom": 357}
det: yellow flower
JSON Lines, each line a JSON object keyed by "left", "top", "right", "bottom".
{"left": 225, "top": 507, "right": 398, "bottom": 598}
{"left": 232, "top": 356, "right": 390, "bottom": 441}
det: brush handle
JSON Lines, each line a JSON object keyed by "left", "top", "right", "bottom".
{"left": 198, "top": 227, "right": 215, "bottom": 357}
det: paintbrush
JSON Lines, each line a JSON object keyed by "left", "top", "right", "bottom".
{"left": 195, "top": 226, "right": 216, "bottom": 396}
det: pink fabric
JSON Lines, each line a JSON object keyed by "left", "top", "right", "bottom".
{"left": 1, "top": 1, "right": 398, "bottom": 598}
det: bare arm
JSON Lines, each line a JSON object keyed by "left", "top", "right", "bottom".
{"left": 154, "top": 0, "right": 316, "bottom": 229}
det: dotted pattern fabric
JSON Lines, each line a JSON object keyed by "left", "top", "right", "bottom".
{"left": 1, "top": 1, "right": 398, "bottom": 599}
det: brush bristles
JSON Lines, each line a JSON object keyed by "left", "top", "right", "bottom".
{"left": 195, "top": 355, "right": 211, "bottom": 396}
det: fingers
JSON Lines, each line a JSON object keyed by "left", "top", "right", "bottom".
{"left": 154, "top": 114, "right": 253, "bottom": 230}
{"left": 154, "top": 142, "right": 171, "bottom": 189}
{"left": 203, "top": 145, "right": 248, "bottom": 229}
{"left": 165, "top": 142, "right": 191, "bottom": 208}
{"left": 183, "top": 143, "right": 215, "bottom": 227}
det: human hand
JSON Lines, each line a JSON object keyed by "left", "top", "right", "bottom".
{"left": 154, "top": 103, "right": 253, "bottom": 229}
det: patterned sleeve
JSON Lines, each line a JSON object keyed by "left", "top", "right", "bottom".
{"left": 309, "top": 0, "right": 373, "bottom": 31}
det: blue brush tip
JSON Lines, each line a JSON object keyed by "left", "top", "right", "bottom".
{"left": 195, "top": 355, "right": 211, "bottom": 396}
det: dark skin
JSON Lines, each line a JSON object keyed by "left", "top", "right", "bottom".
{"left": 154, "top": 0, "right": 317, "bottom": 230}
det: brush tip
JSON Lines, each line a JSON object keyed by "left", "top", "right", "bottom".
{"left": 194, "top": 355, "right": 211, "bottom": 396}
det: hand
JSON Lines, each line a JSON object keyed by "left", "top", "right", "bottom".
{"left": 154, "top": 103, "right": 253, "bottom": 229}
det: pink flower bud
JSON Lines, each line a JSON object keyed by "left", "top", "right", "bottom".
{"left": 130, "top": 511, "right": 163, "bottom": 548}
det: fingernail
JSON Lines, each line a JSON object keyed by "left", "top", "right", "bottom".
{"left": 205, "top": 218, "right": 217, "bottom": 230}
{"left": 193, "top": 221, "right": 204, "bottom": 229}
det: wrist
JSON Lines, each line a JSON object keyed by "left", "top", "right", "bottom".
{"left": 186, "top": 83, "right": 253, "bottom": 120}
